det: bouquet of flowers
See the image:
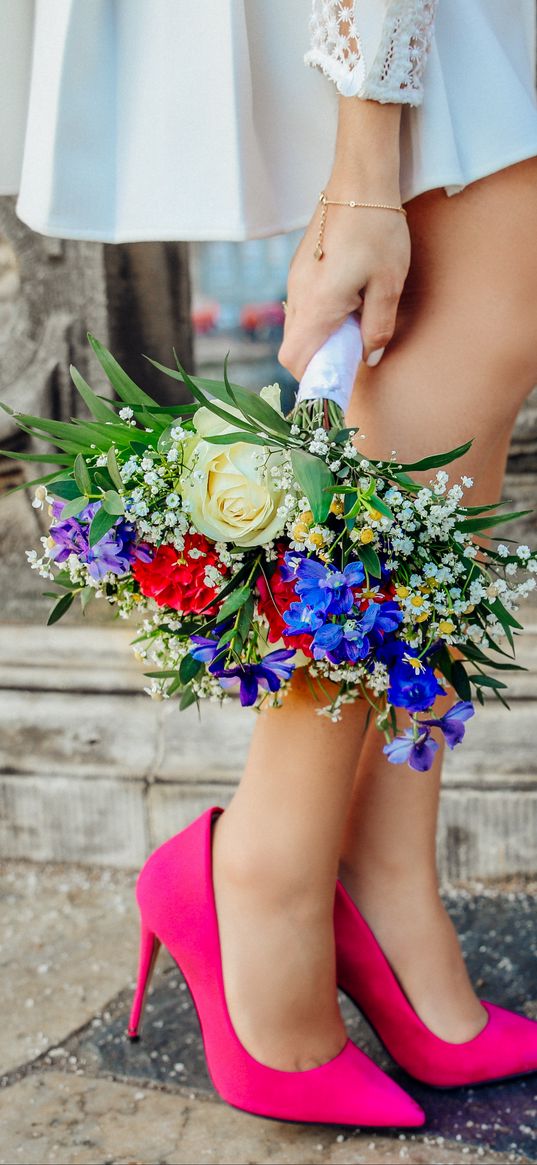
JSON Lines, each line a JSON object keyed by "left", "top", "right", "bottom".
{"left": 2, "top": 318, "right": 536, "bottom": 771}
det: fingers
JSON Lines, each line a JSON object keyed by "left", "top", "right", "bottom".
{"left": 278, "top": 310, "right": 346, "bottom": 382}
{"left": 360, "top": 276, "right": 403, "bottom": 365}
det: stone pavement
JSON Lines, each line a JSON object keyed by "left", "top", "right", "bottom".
{"left": 1, "top": 862, "right": 536, "bottom": 1165}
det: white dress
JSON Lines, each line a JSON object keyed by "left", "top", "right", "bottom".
{"left": 2, "top": 0, "right": 537, "bottom": 243}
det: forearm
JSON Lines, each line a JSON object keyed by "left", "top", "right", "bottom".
{"left": 328, "top": 97, "right": 402, "bottom": 203}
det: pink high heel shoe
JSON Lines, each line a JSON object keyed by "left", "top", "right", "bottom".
{"left": 335, "top": 880, "right": 537, "bottom": 1088}
{"left": 128, "top": 807, "right": 425, "bottom": 1126}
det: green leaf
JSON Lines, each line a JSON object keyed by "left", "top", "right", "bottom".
{"left": 358, "top": 543, "right": 382, "bottom": 579}
{"left": 148, "top": 355, "right": 292, "bottom": 439}
{"left": 88, "top": 506, "right": 118, "bottom": 547}
{"left": 70, "top": 364, "right": 118, "bottom": 421}
{"left": 290, "top": 448, "right": 335, "bottom": 523}
{"left": 485, "top": 597, "right": 523, "bottom": 631}
{"left": 101, "top": 490, "right": 125, "bottom": 516}
{"left": 218, "top": 584, "right": 252, "bottom": 621}
{"left": 179, "top": 654, "right": 203, "bottom": 684}
{"left": 366, "top": 493, "right": 393, "bottom": 519}
{"left": 80, "top": 585, "right": 94, "bottom": 613}
{"left": 49, "top": 479, "right": 80, "bottom": 501}
{"left": 457, "top": 510, "right": 532, "bottom": 534}
{"left": 204, "top": 431, "right": 273, "bottom": 446}
{"left": 237, "top": 594, "right": 255, "bottom": 642}
{"left": 60, "top": 496, "right": 88, "bottom": 519}
{"left": 471, "top": 674, "right": 508, "bottom": 690}
{"left": 0, "top": 470, "right": 68, "bottom": 500}
{"left": 398, "top": 440, "right": 474, "bottom": 473}
{"left": 87, "top": 334, "right": 156, "bottom": 406}
{"left": 451, "top": 660, "right": 472, "bottom": 701}
{"left": 47, "top": 591, "right": 74, "bottom": 626}
{"left": 179, "top": 685, "right": 199, "bottom": 711}
{"left": 106, "top": 446, "right": 124, "bottom": 491}
{"left": 200, "top": 561, "right": 253, "bottom": 614}
{"left": 0, "top": 448, "right": 72, "bottom": 465}
{"left": 73, "top": 453, "right": 92, "bottom": 496}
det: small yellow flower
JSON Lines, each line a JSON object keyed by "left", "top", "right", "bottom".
{"left": 410, "top": 595, "right": 424, "bottom": 607}
{"left": 300, "top": 509, "right": 314, "bottom": 526}
{"left": 46, "top": 535, "right": 56, "bottom": 549}
{"left": 360, "top": 528, "right": 374, "bottom": 544}
{"left": 367, "top": 507, "right": 383, "bottom": 521}
{"left": 291, "top": 523, "right": 309, "bottom": 542}
{"left": 309, "top": 531, "right": 325, "bottom": 549}
{"left": 329, "top": 498, "right": 344, "bottom": 516}
{"left": 415, "top": 612, "right": 429, "bottom": 623}
{"left": 396, "top": 585, "right": 410, "bottom": 599}
{"left": 403, "top": 653, "right": 425, "bottom": 673}
{"left": 438, "top": 619, "right": 455, "bottom": 635}
{"left": 463, "top": 603, "right": 475, "bottom": 615}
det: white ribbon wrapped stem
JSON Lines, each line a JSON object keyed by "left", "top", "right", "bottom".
{"left": 296, "top": 316, "right": 363, "bottom": 413}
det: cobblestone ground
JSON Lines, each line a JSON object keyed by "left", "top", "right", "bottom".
{"left": 0, "top": 862, "right": 536, "bottom": 1165}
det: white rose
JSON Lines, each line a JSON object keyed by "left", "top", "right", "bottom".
{"left": 180, "top": 406, "right": 287, "bottom": 547}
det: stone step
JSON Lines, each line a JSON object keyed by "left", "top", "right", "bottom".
{"left": 0, "top": 622, "right": 536, "bottom": 878}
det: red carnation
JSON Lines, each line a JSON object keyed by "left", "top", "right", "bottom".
{"left": 257, "top": 546, "right": 313, "bottom": 656}
{"left": 132, "top": 534, "right": 226, "bottom": 615}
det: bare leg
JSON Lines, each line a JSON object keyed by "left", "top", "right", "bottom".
{"left": 343, "top": 158, "right": 537, "bottom": 1042}
{"left": 214, "top": 671, "right": 370, "bottom": 1069}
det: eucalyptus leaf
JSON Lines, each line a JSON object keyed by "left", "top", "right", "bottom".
{"left": 102, "top": 490, "right": 125, "bottom": 516}
{"left": 179, "top": 684, "right": 199, "bottom": 710}
{"left": 60, "top": 496, "right": 88, "bottom": 519}
{"left": 106, "top": 446, "right": 124, "bottom": 491}
{"left": 74, "top": 453, "right": 92, "bottom": 496}
{"left": 451, "top": 660, "right": 471, "bottom": 701}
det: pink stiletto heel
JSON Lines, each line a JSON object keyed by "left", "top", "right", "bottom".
{"left": 128, "top": 921, "right": 161, "bottom": 1040}
{"left": 127, "top": 807, "right": 425, "bottom": 1127}
{"left": 335, "top": 881, "right": 537, "bottom": 1088}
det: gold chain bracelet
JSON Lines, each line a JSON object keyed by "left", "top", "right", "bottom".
{"left": 314, "top": 190, "right": 407, "bottom": 260}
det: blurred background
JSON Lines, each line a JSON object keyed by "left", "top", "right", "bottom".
{"left": 1, "top": 200, "right": 536, "bottom": 880}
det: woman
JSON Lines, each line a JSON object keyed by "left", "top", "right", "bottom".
{"left": 5, "top": 0, "right": 537, "bottom": 1127}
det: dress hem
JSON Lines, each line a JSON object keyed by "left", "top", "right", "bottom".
{"left": 15, "top": 141, "right": 537, "bottom": 243}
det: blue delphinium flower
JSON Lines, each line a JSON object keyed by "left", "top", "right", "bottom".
{"left": 212, "top": 649, "right": 296, "bottom": 707}
{"left": 311, "top": 604, "right": 379, "bottom": 664}
{"left": 383, "top": 727, "right": 440, "bottom": 772}
{"left": 282, "top": 602, "right": 325, "bottom": 637}
{"left": 423, "top": 701, "right": 475, "bottom": 748}
{"left": 284, "top": 553, "right": 365, "bottom": 616}
{"left": 388, "top": 656, "right": 445, "bottom": 712}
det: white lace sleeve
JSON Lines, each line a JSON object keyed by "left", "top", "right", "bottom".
{"left": 305, "top": 0, "right": 438, "bottom": 106}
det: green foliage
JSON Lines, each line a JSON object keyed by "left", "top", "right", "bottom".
{"left": 290, "top": 448, "right": 335, "bottom": 523}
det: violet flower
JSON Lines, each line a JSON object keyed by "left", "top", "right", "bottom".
{"left": 383, "top": 727, "right": 440, "bottom": 772}
{"left": 212, "top": 649, "right": 296, "bottom": 706}
{"left": 422, "top": 701, "right": 475, "bottom": 749}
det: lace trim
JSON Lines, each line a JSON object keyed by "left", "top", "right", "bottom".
{"left": 305, "top": 0, "right": 438, "bottom": 106}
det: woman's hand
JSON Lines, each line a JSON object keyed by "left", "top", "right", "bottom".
{"left": 278, "top": 99, "right": 410, "bottom": 381}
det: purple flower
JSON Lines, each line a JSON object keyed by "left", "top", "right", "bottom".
{"left": 190, "top": 633, "right": 222, "bottom": 664}
{"left": 383, "top": 727, "right": 440, "bottom": 772}
{"left": 49, "top": 500, "right": 143, "bottom": 581}
{"left": 388, "top": 657, "right": 445, "bottom": 712}
{"left": 284, "top": 553, "right": 365, "bottom": 616}
{"left": 212, "top": 649, "right": 296, "bottom": 706}
{"left": 311, "top": 604, "right": 378, "bottom": 664}
{"left": 423, "top": 701, "right": 475, "bottom": 749}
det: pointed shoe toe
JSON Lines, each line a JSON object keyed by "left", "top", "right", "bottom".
{"left": 128, "top": 808, "right": 425, "bottom": 1127}
{"left": 335, "top": 881, "right": 537, "bottom": 1088}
